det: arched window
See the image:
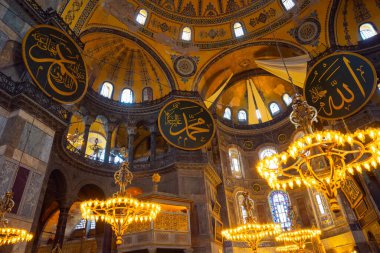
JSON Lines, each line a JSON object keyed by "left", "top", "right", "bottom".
{"left": 142, "top": 87, "right": 153, "bottom": 102}
{"left": 269, "top": 190, "right": 291, "bottom": 230}
{"left": 75, "top": 219, "right": 96, "bottom": 230}
{"left": 360, "top": 23, "right": 377, "bottom": 40}
{"left": 259, "top": 146, "right": 278, "bottom": 169}
{"left": 282, "top": 93, "right": 292, "bottom": 106}
{"left": 281, "top": 0, "right": 295, "bottom": 10}
{"left": 315, "top": 193, "right": 326, "bottom": 215}
{"left": 121, "top": 88, "right": 134, "bottom": 103}
{"left": 238, "top": 109, "right": 247, "bottom": 123}
{"left": 237, "top": 192, "right": 254, "bottom": 224}
{"left": 223, "top": 107, "right": 232, "bottom": 120}
{"left": 100, "top": 82, "right": 113, "bottom": 98}
{"left": 269, "top": 103, "right": 281, "bottom": 115}
{"left": 182, "top": 27, "right": 192, "bottom": 41}
{"left": 233, "top": 22, "right": 245, "bottom": 38}
{"left": 136, "top": 9, "right": 148, "bottom": 25}
{"left": 229, "top": 147, "right": 242, "bottom": 178}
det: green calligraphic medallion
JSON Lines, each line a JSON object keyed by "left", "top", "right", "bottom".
{"left": 22, "top": 25, "right": 88, "bottom": 104}
{"left": 304, "top": 52, "right": 376, "bottom": 120}
{"left": 158, "top": 99, "right": 215, "bottom": 150}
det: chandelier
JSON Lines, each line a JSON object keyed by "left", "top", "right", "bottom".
{"left": 0, "top": 192, "right": 33, "bottom": 246}
{"left": 221, "top": 192, "right": 282, "bottom": 252}
{"left": 275, "top": 228, "right": 321, "bottom": 251}
{"left": 276, "top": 244, "right": 300, "bottom": 252}
{"left": 256, "top": 94, "right": 380, "bottom": 212}
{"left": 80, "top": 162, "right": 161, "bottom": 245}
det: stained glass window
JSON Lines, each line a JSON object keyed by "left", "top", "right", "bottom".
{"left": 229, "top": 147, "right": 242, "bottom": 178}
{"left": 136, "top": 9, "right": 148, "bottom": 25}
{"left": 223, "top": 107, "right": 232, "bottom": 120}
{"left": 100, "top": 82, "right": 113, "bottom": 98}
{"left": 269, "top": 190, "right": 291, "bottom": 230}
{"left": 237, "top": 192, "right": 254, "bottom": 224}
{"left": 233, "top": 22, "right": 245, "bottom": 38}
{"left": 360, "top": 23, "right": 377, "bottom": 40}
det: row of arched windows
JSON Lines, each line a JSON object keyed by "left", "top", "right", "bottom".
{"left": 134, "top": 0, "right": 296, "bottom": 41}
{"left": 136, "top": 5, "right": 377, "bottom": 42}
{"left": 99, "top": 82, "right": 153, "bottom": 103}
{"left": 237, "top": 190, "right": 328, "bottom": 230}
{"left": 223, "top": 93, "right": 292, "bottom": 122}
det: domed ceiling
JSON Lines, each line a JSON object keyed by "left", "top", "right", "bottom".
{"left": 82, "top": 32, "right": 173, "bottom": 102}
{"left": 216, "top": 73, "right": 295, "bottom": 125}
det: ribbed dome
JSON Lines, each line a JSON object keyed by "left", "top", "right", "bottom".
{"left": 82, "top": 32, "right": 172, "bottom": 102}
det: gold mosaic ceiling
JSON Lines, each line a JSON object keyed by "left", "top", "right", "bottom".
{"left": 57, "top": 0, "right": 343, "bottom": 124}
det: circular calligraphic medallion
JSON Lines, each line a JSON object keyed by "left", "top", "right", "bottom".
{"left": 304, "top": 52, "right": 376, "bottom": 120}
{"left": 158, "top": 99, "right": 215, "bottom": 150}
{"left": 173, "top": 56, "right": 197, "bottom": 77}
{"left": 22, "top": 25, "right": 88, "bottom": 104}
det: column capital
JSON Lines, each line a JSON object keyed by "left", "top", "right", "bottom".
{"left": 83, "top": 115, "right": 95, "bottom": 126}
{"left": 108, "top": 122, "right": 118, "bottom": 133}
{"left": 149, "top": 124, "right": 157, "bottom": 133}
{"left": 127, "top": 126, "right": 137, "bottom": 135}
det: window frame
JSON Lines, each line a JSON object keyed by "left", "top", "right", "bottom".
{"left": 269, "top": 102, "right": 281, "bottom": 116}
{"left": 359, "top": 22, "right": 378, "bottom": 40}
{"left": 228, "top": 147, "right": 243, "bottom": 178}
{"left": 100, "top": 81, "right": 114, "bottom": 99}
{"left": 181, "top": 26, "right": 192, "bottom": 41}
{"left": 237, "top": 109, "right": 248, "bottom": 123}
{"left": 282, "top": 93, "right": 292, "bottom": 106}
{"left": 233, "top": 22, "right": 245, "bottom": 38}
{"left": 136, "top": 9, "right": 148, "bottom": 25}
{"left": 223, "top": 107, "right": 232, "bottom": 120}
{"left": 280, "top": 0, "right": 296, "bottom": 11}
{"left": 142, "top": 87, "right": 153, "bottom": 102}
{"left": 120, "top": 88, "right": 134, "bottom": 104}
{"left": 269, "top": 190, "right": 292, "bottom": 230}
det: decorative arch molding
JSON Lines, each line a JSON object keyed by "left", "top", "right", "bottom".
{"left": 80, "top": 27, "right": 177, "bottom": 90}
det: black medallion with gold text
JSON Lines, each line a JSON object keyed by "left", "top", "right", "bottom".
{"left": 22, "top": 25, "right": 88, "bottom": 104}
{"left": 158, "top": 99, "right": 215, "bottom": 150}
{"left": 304, "top": 52, "right": 376, "bottom": 120}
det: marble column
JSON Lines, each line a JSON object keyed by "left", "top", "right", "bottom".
{"left": 53, "top": 205, "right": 71, "bottom": 247}
{"left": 104, "top": 130, "right": 113, "bottom": 163}
{"left": 81, "top": 116, "right": 95, "bottom": 155}
{"left": 127, "top": 127, "right": 136, "bottom": 165}
{"left": 149, "top": 125, "right": 157, "bottom": 167}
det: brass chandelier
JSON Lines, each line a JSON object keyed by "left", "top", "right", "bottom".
{"left": 0, "top": 192, "right": 33, "bottom": 246}
{"left": 221, "top": 192, "right": 282, "bottom": 252}
{"left": 256, "top": 94, "right": 380, "bottom": 212}
{"left": 80, "top": 162, "right": 161, "bottom": 244}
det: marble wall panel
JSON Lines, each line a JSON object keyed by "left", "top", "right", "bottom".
{"left": 19, "top": 171, "right": 43, "bottom": 218}
{"left": 0, "top": 157, "right": 17, "bottom": 195}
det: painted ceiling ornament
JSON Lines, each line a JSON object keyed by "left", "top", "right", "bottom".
{"left": 171, "top": 55, "right": 199, "bottom": 82}
{"left": 288, "top": 11, "right": 321, "bottom": 46}
{"left": 158, "top": 98, "right": 215, "bottom": 150}
{"left": 304, "top": 52, "right": 377, "bottom": 120}
{"left": 22, "top": 25, "right": 88, "bottom": 104}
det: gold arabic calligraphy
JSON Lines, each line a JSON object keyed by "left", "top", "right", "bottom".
{"left": 164, "top": 103, "right": 211, "bottom": 147}
{"left": 28, "top": 31, "right": 85, "bottom": 97}
{"left": 307, "top": 54, "right": 371, "bottom": 118}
